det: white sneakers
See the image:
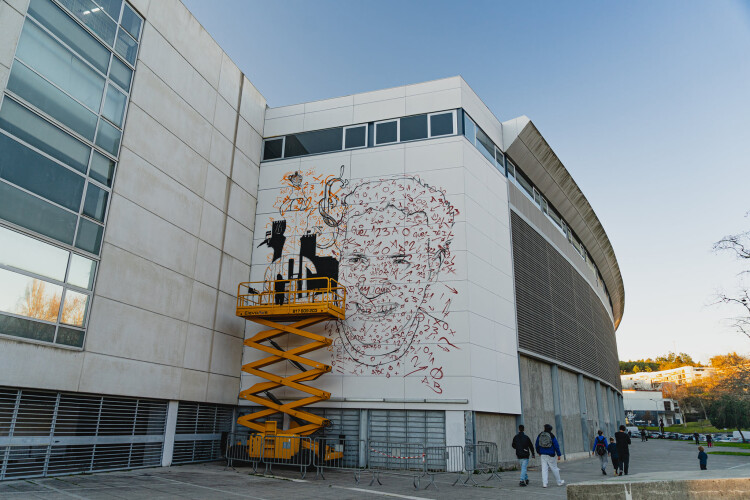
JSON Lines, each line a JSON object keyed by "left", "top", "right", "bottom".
{"left": 542, "top": 481, "right": 565, "bottom": 488}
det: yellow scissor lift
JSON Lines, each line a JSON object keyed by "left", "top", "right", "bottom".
{"left": 234, "top": 277, "right": 346, "bottom": 465}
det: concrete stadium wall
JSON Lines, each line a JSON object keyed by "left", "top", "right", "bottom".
{"left": 0, "top": 0, "right": 265, "bottom": 404}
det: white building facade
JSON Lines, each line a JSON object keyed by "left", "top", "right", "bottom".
{"left": 0, "top": 0, "right": 625, "bottom": 479}
{"left": 621, "top": 366, "right": 715, "bottom": 390}
{"left": 623, "top": 390, "right": 682, "bottom": 426}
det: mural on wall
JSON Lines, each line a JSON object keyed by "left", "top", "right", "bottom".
{"left": 257, "top": 167, "right": 459, "bottom": 394}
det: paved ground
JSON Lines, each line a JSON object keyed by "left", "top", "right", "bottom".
{"left": 0, "top": 440, "right": 748, "bottom": 499}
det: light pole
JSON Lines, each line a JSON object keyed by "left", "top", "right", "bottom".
{"left": 648, "top": 398, "right": 661, "bottom": 434}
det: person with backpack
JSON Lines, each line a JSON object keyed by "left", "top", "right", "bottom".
{"left": 607, "top": 438, "right": 619, "bottom": 475}
{"left": 614, "top": 425, "right": 632, "bottom": 475}
{"left": 592, "top": 430, "right": 609, "bottom": 475}
{"left": 535, "top": 424, "right": 565, "bottom": 488}
{"left": 512, "top": 424, "right": 536, "bottom": 487}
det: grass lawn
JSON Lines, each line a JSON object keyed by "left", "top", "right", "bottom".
{"left": 708, "top": 451, "right": 750, "bottom": 456}
{"left": 643, "top": 423, "right": 750, "bottom": 434}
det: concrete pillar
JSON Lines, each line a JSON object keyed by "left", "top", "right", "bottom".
{"left": 595, "top": 381, "right": 605, "bottom": 436}
{"left": 577, "top": 374, "right": 589, "bottom": 451}
{"left": 516, "top": 357, "right": 525, "bottom": 428}
{"left": 359, "top": 409, "right": 368, "bottom": 467}
{"left": 161, "top": 400, "right": 179, "bottom": 467}
{"left": 551, "top": 365, "right": 565, "bottom": 457}
{"left": 606, "top": 388, "right": 616, "bottom": 436}
{"left": 445, "top": 411, "right": 466, "bottom": 472}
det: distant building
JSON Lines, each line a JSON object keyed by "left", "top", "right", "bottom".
{"left": 623, "top": 390, "right": 682, "bottom": 427}
{"left": 621, "top": 366, "right": 714, "bottom": 390}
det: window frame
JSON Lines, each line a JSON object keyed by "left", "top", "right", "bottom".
{"left": 262, "top": 136, "right": 285, "bottom": 161}
{"left": 427, "top": 110, "right": 457, "bottom": 138}
{"left": 374, "top": 118, "right": 399, "bottom": 146}
{"left": 342, "top": 124, "right": 368, "bottom": 150}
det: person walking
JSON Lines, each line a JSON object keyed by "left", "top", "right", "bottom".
{"left": 659, "top": 418, "right": 664, "bottom": 436}
{"left": 592, "top": 430, "right": 609, "bottom": 475}
{"left": 607, "top": 438, "right": 619, "bottom": 476}
{"left": 535, "top": 424, "right": 565, "bottom": 488}
{"left": 614, "top": 425, "right": 632, "bottom": 475}
{"left": 706, "top": 434, "right": 713, "bottom": 448}
{"left": 512, "top": 425, "right": 535, "bottom": 487}
{"left": 698, "top": 446, "right": 708, "bottom": 470}
{"left": 693, "top": 432, "right": 700, "bottom": 445}
{"left": 640, "top": 428, "right": 646, "bottom": 442}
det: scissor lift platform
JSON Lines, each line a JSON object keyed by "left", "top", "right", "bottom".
{"left": 235, "top": 278, "right": 346, "bottom": 439}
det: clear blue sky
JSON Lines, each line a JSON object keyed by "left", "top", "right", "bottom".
{"left": 183, "top": 0, "right": 750, "bottom": 362}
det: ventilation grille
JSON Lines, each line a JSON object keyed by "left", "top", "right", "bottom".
{"left": 511, "top": 212, "right": 621, "bottom": 390}
{"left": 171, "top": 402, "right": 234, "bottom": 465}
{"left": 368, "top": 410, "right": 445, "bottom": 447}
{"left": 0, "top": 387, "right": 167, "bottom": 480}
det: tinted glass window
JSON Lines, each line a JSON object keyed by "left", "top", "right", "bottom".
{"left": 0, "top": 226, "right": 69, "bottom": 282}
{"left": 263, "top": 138, "right": 283, "bottom": 160}
{"left": 56, "top": 0, "right": 117, "bottom": 46}
{"left": 7, "top": 61, "right": 98, "bottom": 140}
{"left": 75, "top": 218, "right": 103, "bottom": 254}
{"left": 16, "top": 20, "right": 106, "bottom": 112}
{"left": 0, "top": 98, "right": 90, "bottom": 173}
{"left": 88, "top": 151, "right": 115, "bottom": 186}
{"left": 430, "top": 112, "right": 454, "bottom": 136}
{"left": 109, "top": 56, "right": 132, "bottom": 92}
{"left": 102, "top": 85, "right": 126, "bottom": 127}
{"left": 28, "top": 0, "right": 110, "bottom": 73}
{"left": 56, "top": 326, "right": 84, "bottom": 346}
{"left": 114, "top": 28, "right": 138, "bottom": 64}
{"left": 0, "top": 313, "right": 56, "bottom": 342}
{"left": 95, "top": 0, "right": 122, "bottom": 19}
{"left": 344, "top": 125, "right": 366, "bottom": 149}
{"left": 61, "top": 289, "right": 89, "bottom": 327}
{"left": 375, "top": 121, "right": 397, "bottom": 144}
{"left": 82, "top": 183, "right": 108, "bottom": 221}
{"left": 400, "top": 114, "right": 427, "bottom": 142}
{"left": 67, "top": 254, "right": 96, "bottom": 289}
{"left": 516, "top": 170, "right": 534, "bottom": 198}
{"left": 120, "top": 4, "right": 142, "bottom": 40}
{"left": 495, "top": 150, "right": 505, "bottom": 173}
{"left": 475, "top": 127, "right": 495, "bottom": 164}
{"left": 284, "top": 128, "right": 343, "bottom": 158}
{"left": 0, "top": 133, "right": 85, "bottom": 211}
{"left": 463, "top": 113, "right": 476, "bottom": 144}
{"left": 0, "top": 182, "right": 77, "bottom": 245}
{"left": 94, "top": 119, "right": 121, "bottom": 155}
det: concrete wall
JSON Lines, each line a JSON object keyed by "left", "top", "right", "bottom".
{"left": 474, "top": 412, "right": 519, "bottom": 465}
{"left": 244, "top": 82, "right": 522, "bottom": 414}
{"left": 0, "top": 0, "right": 265, "bottom": 404}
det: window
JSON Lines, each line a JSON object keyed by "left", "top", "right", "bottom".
{"left": 284, "top": 127, "right": 343, "bottom": 158}
{"left": 463, "top": 112, "right": 476, "bottom": 143}
{"left": 0, "top": 226, "right": 95, "bottom": 347}
{"left": 399, "top": 114, "right": 427, "bottom": 142}
{"left": 495, "top": 149, "right": 505, "bottom": 174}
{"left": 429, "top": 111, "right": 454, "bottom": 137}
{"left": 343, "top": 124, "right": 367, "bottom": 149}
{"left": 374, "top": 119, "right": 398, "bottom": 145}
{"left": 262, "top": 138, "right": 283, "bottom": 160}
{"left": 475, "top": 127, "right": 495, "bottom": 164}
{"left": 506, "top": 159, "right": 516, "bottom": 179}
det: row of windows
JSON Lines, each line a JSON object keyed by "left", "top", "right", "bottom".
{"left": 0, "top": 0, "right": 142, "bottom": 349}
{"left": 262, "top": 110, "right": 457, "bottom": 161}
{"left": 462, "top": 111, "right": 612, "bottom": 309}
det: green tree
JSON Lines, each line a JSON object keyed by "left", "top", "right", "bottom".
{"left": 707, "top": 395, "right": 750, "bottom": 442}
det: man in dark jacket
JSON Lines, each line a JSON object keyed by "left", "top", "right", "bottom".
{"left": 512, "top": 425, "right": 536, "bottom": 487}
{"left": 535, "top": 424, "right": 565, "bottom": 488}
{"left": 614, "top": 425, "right": 632, "bottom": 475}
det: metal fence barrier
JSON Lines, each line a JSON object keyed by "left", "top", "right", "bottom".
{"left": 463, "top": 441, "right": 502, "bottom": 485}
{"left": 312, "top": 437, "right": 368, "bottom": 483}
{"left": 225, "top": 435, "right": 503, "bottom": 488}
{"left": 368, "top": 442, "right": 425, "bottom": 488}
{"left": 423, "top": 445, "right": 465, "bottom": 489}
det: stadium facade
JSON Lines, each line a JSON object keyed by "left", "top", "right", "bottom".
{"left": 0, "top": 0, "right": 625, "bottom": 479}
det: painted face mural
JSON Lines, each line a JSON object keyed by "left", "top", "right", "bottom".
{"left": 258, "top": 169, "right": 459, "bottom": 394}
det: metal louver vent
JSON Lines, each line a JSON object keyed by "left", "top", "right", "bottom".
{"left": 172, "top": 402, "right": 234, "bottom": 465}
{"left": 511, "top": 212, "right": 621, "bottom": 389}
{"left": 368, "top": 410, "right": 445, "bottom": 447}
{"left": 0, "top": 387, "right": 167, "bottom": 480}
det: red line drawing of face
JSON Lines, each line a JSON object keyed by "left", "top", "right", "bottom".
{"left": 336, "top": 177, "right": 455, "bottom": 368}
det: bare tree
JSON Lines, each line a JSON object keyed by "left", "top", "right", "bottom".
{"left": 714, "top": 215, "right": 750, "bottom": 341}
